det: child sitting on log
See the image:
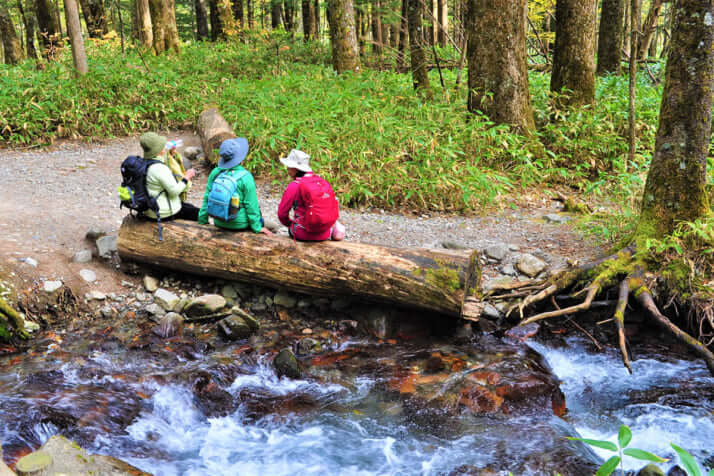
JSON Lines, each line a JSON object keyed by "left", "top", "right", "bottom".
{"left": 277, "top": 149, "right": 345, "bottom": 241}
{"left": 198, "top": 138, "right": 273, "bottom": 235}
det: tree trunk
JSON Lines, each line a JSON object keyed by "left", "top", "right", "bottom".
{"left": 271, "top": 0, "right": 282, "bottom": 28}
{"left": 209, "top": 0, "right": 221, "bottom": 38}
{"left": 195, "top": 0, "right": 209, "bottom": 39}
{"left": 197, "top": 108, "right": 237, "bottom": 165}
{"left": 149, "top": 0, "right": 166, "bottom": 52}
{"left": 79, "top": 0, "right": 108, "bottom": 37}
{"left": 232, "top": 0, "right": 244, "bottom": 26}
{"left": 327, "top": 0, "right": 360, "bottom": 72}
{"left": 0, "top": 8, "right": 23, "bottom": 64}
{"left": 597, "top": 0, "right": 625, "bottom": 74}
{"left": 437, "top": 0, "right": 446, "bottom": 46}
{"left": 639, "top": 0, "right": 714, "bottom": 236}
{"left": 63, "top": 0, "right": 88, "bottom": 74}
{"left": 396, "top": 0, "right": 406, "bottom": 68}
{"left": 302, "top": 0, "right": 315, "bottom": 39}
{"left": 550, "top": 0, "right": 597, "bottom": 106}
{"left": 246, "top": 0, "right": 253, "bottom": 27}
{"left": 17, "top": 0, "right": 38, "bottom": 59}
{"left": 407, "top": 0, "right": 429, "bottom": 92}
{"left": 638, "top": 0, "right": 663, "bottom": 60}
{"left": 466, "top": 0, "right": 534, "bottom": 132}
{"left": 163, "top": 0, "right": 180, "bottom": 52}
{"left": 136, "top": 0, "right": 153, "bottom": 47}
{"left": 313, "top": 0, "right": 319, "bottom": 35}
{"left": 35, "top": 0, "right": 62, "bottom": 57}
{"left": 117, "top": 217, "right": 483, "bottom": 319}
{"left": 283, "top": 0, "right": 296, "bottom": 31}
{"left": 371, "top": 0, "right": 382, "bottom": 55}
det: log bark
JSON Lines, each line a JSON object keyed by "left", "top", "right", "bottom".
{"left": 197, "top": 108, "right": 236, "bottom": 164}
{"left": 118, "top": 217, "right": 483, "bottom": 319}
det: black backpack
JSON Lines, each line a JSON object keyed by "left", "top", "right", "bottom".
{"left": 119, "top": 156, "right": 166, "bottom": 240}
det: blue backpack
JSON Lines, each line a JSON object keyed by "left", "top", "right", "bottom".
{"left": 206, "top": 168, "right": 249, "bottom": 221}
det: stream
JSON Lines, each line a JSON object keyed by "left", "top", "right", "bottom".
{"left": 0, "top": 308, "right": 711, "bottom": 476}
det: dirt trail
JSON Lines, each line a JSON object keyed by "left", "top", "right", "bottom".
{"left": 0, "top": 133, "right": 600, "bottom": 295}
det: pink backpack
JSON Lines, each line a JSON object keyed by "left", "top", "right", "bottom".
{"left": 297, "top": 174, "right": 339, "bottom": 233}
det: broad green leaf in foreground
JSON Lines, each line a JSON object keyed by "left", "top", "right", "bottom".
{"left": 596, "top": 456, "right": 621, "bottom": 476}
{"left": 623, "top": 448, "right": 668, "bottom": 463}
{"left": 567, "top": 437, "right": 618, "bottom": 452}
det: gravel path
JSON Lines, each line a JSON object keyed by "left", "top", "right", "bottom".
{"left": 0, "top": 133, "right": 600, "bottom": 290}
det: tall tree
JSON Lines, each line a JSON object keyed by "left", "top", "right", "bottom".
{"left": 64, "top": 0, "right": 88, "bottom": 74}
{"left": 35, "top": 0, "right": 62, "bottom": 57}
{"left": 17, "top": 0, "right": 37, "bottom": 59}
{"left": 302, "top": 0, "right": 316, "bottom": 39}
{"left": 396, "top": 0, "right": 406, "bottom": 68}
{"left": 550, "top": 0, "right": 597, "bottom": 106}
{"left": 149, "top": 0, "right": 179, "bottom": 53}
{"left": 436, "top": 0, "right": 446, "bottom": 46}
{"left": 136, "top": 0, "right": 153, "bottom": 47}
{"left": 208, "top": 0, "right": 221, "bottom": 38}
{"left": 327, "top": 0, "right": 360, "bottom": 72}
{"left": 232, "top": 0, "right": 243, "bottom": 26}
{"left": 406, "top": 0, "right": 429, "bottom": 92}
{"left": 313, "top": 0, "right": 319, "bottom": 34}
{"left": 466, "top": 0, "right": 534, "bottom": 132}
{"left": 195, "top": 0, "right": 210, "bottom": 39}
{"left": 78, "top": 0, "right": 109, "bottom": 37}
{"left": 371, "top": 0, "right": 382, "bottom": 54}
{"left": 638, "top": 0, "right": 664, "bottom": 59}
{"left": 639, "top": 0, "right": 714, "bottom": 236}
{"left": 597, "top": 0, "right": 625, "bottom": 74}
{"left": 271, "top": 0, "right": 282, "bottom": 27}
{"left": 246, "top": 0, "right": 252, "bottom": 28}
{"left": 0, "top": 7, "right": 23, "bottom": 64}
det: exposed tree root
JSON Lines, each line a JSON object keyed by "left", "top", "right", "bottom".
{"left": 506, "top": 246, "right": 714, "bottom": 376}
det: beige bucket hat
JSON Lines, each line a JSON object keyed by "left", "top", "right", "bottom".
{"left": 279, "top": 149, "right": 312, "bottom": 172}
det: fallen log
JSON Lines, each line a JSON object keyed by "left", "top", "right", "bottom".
{"left": 197, "top": 108, "right": 236, "bottom": 164}
{"left": 117, "top": 217, "right": 483, "bottom": 319}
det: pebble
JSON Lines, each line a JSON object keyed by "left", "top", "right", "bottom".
{"left": 154, "top": 289, "right": 180, "bottom": 311}
{"left": 73, "top": 250, "right": 92, "bottom": 263}
{"left": 484, "top": 244, "right": 509, "bottom": 261}
{"left": 517, "top": 254, "right": 548, "bottom": 278}
{"left": 96, "top": 235, "right": 118, "bottom": 258}
{"left": 43, "top": 281, "right": 63, "bottom": 293}
{"left": 21, "top": 257, "right": 38, "bottom": 267}
{"left": 273, "top": 291, "right": 296, "bottom": 308}
{"left": 544, "top": 213, "right": 571, "bottom": 224}
{"left": 79, "top": 269, "right": 97, "bottom": 283}
{"left": 143, "top": 276, "right": 159, "bottom": 293}
{"left": 85, "top": 290, "right": 106, "bottom": 301}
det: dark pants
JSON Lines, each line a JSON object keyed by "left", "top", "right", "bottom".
{"left": 144, "top": 203, "right": 199, "bottom": 222}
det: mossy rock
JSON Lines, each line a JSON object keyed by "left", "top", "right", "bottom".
{"left": 16, "top": 450, "right": 52, "bottom": 474}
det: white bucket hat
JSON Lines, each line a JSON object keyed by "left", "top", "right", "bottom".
{"left": 279, "top": 149, "right": 312, "bottom": 172}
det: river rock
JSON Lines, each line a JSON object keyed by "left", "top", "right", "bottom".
{"left": 154, "top": 288, "right": 180, "bottom": 311}
{"left": 484, "top": 243, "right": 509, "bottom": 261}
{"left": 96, "top": 235, "right": 118, "bottom": 258}
{"left": 79, "top": 269, "right": 97, "bottom": 283}
{"left": 500, "top": 263, "right": 518, "bottom": 276}
{"left": 183, "top": 146, "right": 203, "bottom": 160}
{"left": 273, "top": 291, "right": 297, "bottom": 308}
{"left": 33, "top": 435, "right": 145, "bottom": 475}
{"left": 232, "top": 282, "right": 252, "bottom": 299}
{"left": 667, "top": 466, "right": 687, "bottom": 476}
{"left": 505, "top": 323, "right": 540, "bottom": 342}
{"left": 637, "top": 464, "right": 665, "bottom": 476}
{"left": 43, "top": 280, "right": 63, "bottom": 293}
{"left": 143, "top": 275, "right": 159, "bottom": 292}
{"left": 482, "top": 303, "right": 502, "bottom": 320}
{"left": 185, "top": 294, "right": 226, "bottom": 317}
{"left": 221, "top": 284, "right": 238, "bottom": 300}
{"left": 144, "top": 303, "right": 166, "bottom": 319}
{"left": 191, "top": 372, "right": 237, "bottom": 417}
{"left": 16, "top": 450, "right": 52, "bottom": 475}
{"left": 73, "top": 249, "right": 92, "bottom": 263}
{"left": 296, "top": 338, "right": 321, "bottom": 355}
{"left": 85, "top": 228, "right": 107, "bottom": 240}
{"left": 23, "top": 319, "right": 40, "bottom": 333}
{"left": 100, "top": 305, "right": 115, "bottom": 318}
{"left": 517, "top": 254, "right": 547, "bottom": 277}
{"left": 85, "top": 290, "right": 106, "bottom": 301}
{"left": 355, "top": 307, "right": 395, "bottom": 339}
{"left": 544, "top": 213, "right": 571, "bottom": 224}
{"left": 251, "top": 302, "right": 267, "bottom": 312}
{"left": 21, "top": 257, "right": 38, "bottom": 267}
{"left": 217, "top": 315, "right": 253, "bottom": 340}
{"left": 154, "top": 312, "right": 184, "bottom": 338}
{"left": 274, "top": 348, "right": 301, "bottom": 379}
{"left": 231, "top": 306, "right": 260, "bottom": 331}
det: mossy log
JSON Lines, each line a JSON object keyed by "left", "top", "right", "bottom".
{"left": 196, "top": 108, "right": 236, "bottom": 165}
{"left": 117, "top": 216, "right": 482, "bottom": 319}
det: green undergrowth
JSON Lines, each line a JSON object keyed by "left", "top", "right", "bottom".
{"left": 0, "top": 38, "right": 666, "bottom": 213}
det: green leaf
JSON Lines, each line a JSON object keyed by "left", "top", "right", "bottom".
{"left": 618, "top": 425, "right": 632, "bottom": 448}
{"left": 623, "top": 448, "right": 668, "bottom": 463}
{"left": 567, "top": 437, "right": 618, "bottom": 452}
{"left": 596, "top": 456, "right": 621, "bottom": 476}
{"left": 671, "top": 444, "right": 702, "bottom": 476}
{"left": 707, "top": 470, "right": 713, "bottom": 476}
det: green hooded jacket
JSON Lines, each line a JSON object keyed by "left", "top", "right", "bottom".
{"left": 198, "top": 165, "right": 263, "bottom": 233}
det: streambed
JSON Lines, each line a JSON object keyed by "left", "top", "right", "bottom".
{"left": 0, "top": 306, "right": 711, "bottom": 476}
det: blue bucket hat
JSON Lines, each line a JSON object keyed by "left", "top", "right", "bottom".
{"left": 218, "top": 137, "right": 250, "bottom": 169}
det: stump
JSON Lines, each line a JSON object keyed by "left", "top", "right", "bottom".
{"left": 117, "top": 217, "right": 482, "bottom": 319}
{"left": 197, "top": 108, "right": 236, "bottom": 164}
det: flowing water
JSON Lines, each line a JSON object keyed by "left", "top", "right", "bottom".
{"left": 0, "top": 315, "right": 711, "bottom": 475}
